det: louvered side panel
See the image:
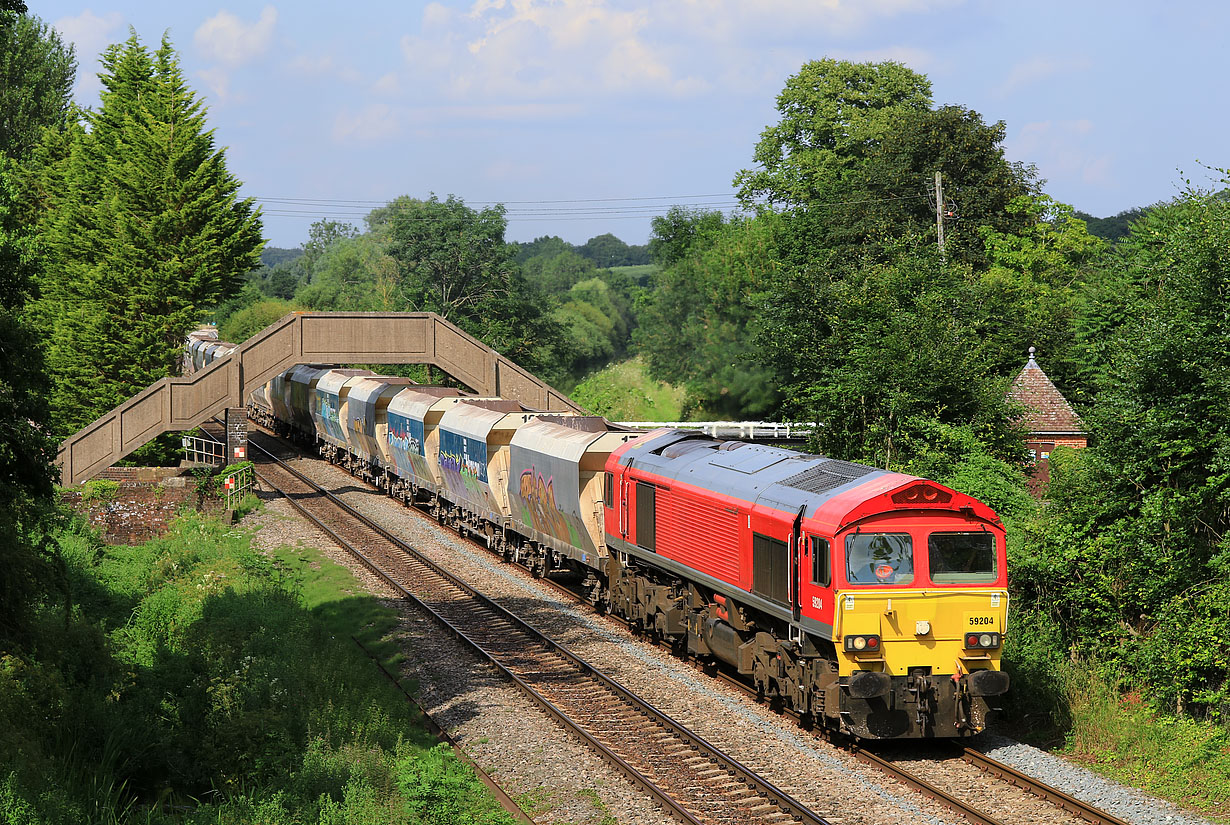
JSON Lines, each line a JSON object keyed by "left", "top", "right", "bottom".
{"left": 657, "top": 490, "right": 742, "bottom": 588}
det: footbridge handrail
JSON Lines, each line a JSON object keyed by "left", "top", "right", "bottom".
{"left": 56, "top": 311, "right": 581, "bottom": 485}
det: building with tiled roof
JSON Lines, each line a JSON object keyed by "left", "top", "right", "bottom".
{"left": 1007, "top": 347, "right": 1087, "bottom": 494}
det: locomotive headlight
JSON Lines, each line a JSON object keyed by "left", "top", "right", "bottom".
{"left": 915, "top": 620, "right": 931, "bottom": 636}
{"left": 844, "top": 635, "right": 881, "bottom": 652}
{"left": 964, "top": 632, "right": 1002, "bottom": 649}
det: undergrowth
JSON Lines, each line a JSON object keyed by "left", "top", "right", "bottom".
{"left": 0, "top": 511, "right": 515, "bottom": 824}
{"left": 1061, "top": 669, "right": 1230, "bottom": 821}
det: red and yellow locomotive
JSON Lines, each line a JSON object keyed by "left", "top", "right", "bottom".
{"left": 603, "top": 429, "right": 1008, "bottom": 739}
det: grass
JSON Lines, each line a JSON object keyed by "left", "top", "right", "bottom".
{"left": 0, "top": 510, "right": 515, "bottom": 824}
{"left": 513, "top": 786, "right": 555, "bottom": 816}
{"left": 1061, "top": 668, "right": 1230, "bottom": 822}
{"left": 570, "top": 356, "right": 689, "bottom": 421}
{"left": 264, "top": 532, "right": 408, "bottom": 677}
{"left": 576, "top": 787, "right": 618, "bottom": 825}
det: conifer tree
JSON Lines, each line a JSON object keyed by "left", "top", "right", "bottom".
{"left": 0, "top": 6, "right": 68, "bottom": 645}
{"left": 41, "top": 33, "right": 262, "bottom": 437}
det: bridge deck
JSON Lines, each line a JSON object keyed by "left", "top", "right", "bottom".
{"left": 57, "top": 312, "right": 580, "bottom": 485}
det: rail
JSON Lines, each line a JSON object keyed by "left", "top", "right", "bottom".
{"left": 249, "top": 433, "right": 832, "bottom": 825}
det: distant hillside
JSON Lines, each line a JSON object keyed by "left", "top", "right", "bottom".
{"left": 260, "top": 246, "right": 304, "bottom": 268}
{"left": 1075, "top": 207, "right": 1150, "bottom": 243}
{"left": 516, "top": 233, "right": 650, "bottom": 267}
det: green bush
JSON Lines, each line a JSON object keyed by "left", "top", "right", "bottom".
{"left": 80, "top": 478, "right": 120, "bottom": 509}
{"left": 1136, "top": 576, "right": 1230, "bottom": 720}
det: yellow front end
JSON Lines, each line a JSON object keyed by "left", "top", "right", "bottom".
{"left": 833, "top": 588, "right": 1010, "bottom": 738}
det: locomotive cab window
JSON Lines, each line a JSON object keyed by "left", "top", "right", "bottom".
{"left": 928, "top": 532, "right": 996, "bottom": 583}
{"left": 810, "top": 537, "right": 831, "bottom": 586}
{"left": 845, "top": 533, "right": 914, "bottom": 585}
{"left": 604, "top": 472, "right": 614, "bottom": 509}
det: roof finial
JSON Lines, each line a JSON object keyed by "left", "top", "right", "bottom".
{"left": 1027, "top": 346, "right": 1038, "bottom": 367}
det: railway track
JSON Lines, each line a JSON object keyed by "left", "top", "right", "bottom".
{"left": 211, "top": 421, "right": 1134, "bottom": 825}
{"left": 243, "top": 431, "right": 833, "bottom": 825}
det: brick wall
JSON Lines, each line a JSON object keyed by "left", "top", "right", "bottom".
{"left": 64, "top": 468, "right": 216, "bottom": 544}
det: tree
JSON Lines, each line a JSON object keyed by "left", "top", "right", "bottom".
{"left": 522, "top": 249, "right": 598, "bottom": 295}
{"left": 302, "top": 218, "right": 358, "bottom": 272}
{"left": 0, "top": 10, "right": 75, "bottom": 159}
{"left": 734, "top": 58, "right": 932, "bottom": 209}
{"left": 637, "top": 213, "right": 783, "bottom": 418}
{"left": 648, "top": 206, "right": 727, "bottom": 267}
{"left": 1015, "top": 185, "right": 1230, "bottom": 716}
{"left": 515, "top": 234, "right": 572, "bottom": 263}
{"left": 975, "top": 195, "right": 1106, "bottom": 398}
{"left": 0, "top": 8, "right": 73, "bottom": 646}
{"left": 0, "top": 156, "right": 56, "bottom": 647}
{"left": 761, "top": 240, "right": 1026, "bottom": 470}
{"left": 39, "top": 33, "right": 262, "bottom": 436}
{"left": 220, "top": 298, "right": 300, "bottom": 344}
{"left": 578, "top": 233, "right": 649, "bottom": 267}
{"left": 383, "top": 194, "right": 561, "bottom": 376}
{"left": 295, "top": 233, "right": 396, "bottom": 312}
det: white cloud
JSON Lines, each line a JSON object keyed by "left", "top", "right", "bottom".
{"left": 373, "top": 73, "right": 401, "bottom": 96}
{"left": 53, "top": 9, "right": 124, "bottom": 103}
{"left": 332, "top": 103, "right": 403, "bottom": 144}
{"left": 396, "top": 0, "right": 955, "bottom": 108}
{"left": 194, "top": 5, "right": 278, "bottom": 67}
{"left": 996, "top": 54, "right": 1092, "bottom": 97}
{"left": 197, "top": 67, "right": 232, "bottom": 103}
{"left": 401, "top": 0, "right": 705, "bottom": 100}
{"left": 53, "top": 8, "right": 124, "bottom": 57}
{"left": 1009, "top": 120, "right": 1111, "bottom": 187}
{"left": 286, "top": 54, "right": 362, "bottom": 84}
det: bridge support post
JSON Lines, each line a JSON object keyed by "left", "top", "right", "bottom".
{"left": 225, "top": 408, "right": 248, "bottom": 465}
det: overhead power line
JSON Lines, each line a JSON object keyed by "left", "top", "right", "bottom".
{"left": 251, "top": 190, "right": 932, "bottom": 223}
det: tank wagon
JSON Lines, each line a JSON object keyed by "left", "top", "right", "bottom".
{"left": 249, "top": 366, "right": 1010, "bottom": 739}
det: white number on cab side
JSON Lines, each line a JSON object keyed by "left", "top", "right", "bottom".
{"left": 811, "top": 596, "right": 823, "bottom": 610}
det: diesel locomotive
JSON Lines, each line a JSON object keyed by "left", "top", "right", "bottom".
{"left": 246, "top": 364, "right": 1010, "bottom": 739}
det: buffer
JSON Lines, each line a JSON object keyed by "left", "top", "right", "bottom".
{"left": 57, "top": 312, "right": 582, "bottom": 486}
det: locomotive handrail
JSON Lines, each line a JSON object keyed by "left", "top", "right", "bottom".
{"left": 616, "top": 420, "right": 816, "bottom": 440}
{"left": 56, "top": 312, "right": 581, "bottom": 486}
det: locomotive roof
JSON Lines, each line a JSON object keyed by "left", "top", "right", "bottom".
{"left": 612, "top": 428, "right": 894, "bottom": 515}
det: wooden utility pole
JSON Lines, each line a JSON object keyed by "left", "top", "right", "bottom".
{"left": 934, "top": 171, "right": 945, "bottom": 257}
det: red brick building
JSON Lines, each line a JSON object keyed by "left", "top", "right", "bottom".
{"left": 1007, "top": 347, "right": 1087, "bottom": 494}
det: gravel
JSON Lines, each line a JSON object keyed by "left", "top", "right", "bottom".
{"left": 251, "top": 453, "right": 1220, "bottom": 825}
{"left": 976, "top": 735, "right": 1217, "bottom": 825}
{"left": 242, "top": 483, "right": 679, "bottom": 825}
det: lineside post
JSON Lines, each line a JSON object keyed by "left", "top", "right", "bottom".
{"left": 225, "top": 407, "right": 248, "bottom": 465}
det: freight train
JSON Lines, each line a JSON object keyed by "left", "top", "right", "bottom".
{"left": 246, "top": 365, "right": 1010, "bottom": 739}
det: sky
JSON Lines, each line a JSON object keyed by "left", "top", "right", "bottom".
{"left": 36, "top": 0, "right": 1230, "bottom": 249}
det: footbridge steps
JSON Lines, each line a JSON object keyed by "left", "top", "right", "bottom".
{"left": 56, "top": 312, "right": 581, "bottom": 486}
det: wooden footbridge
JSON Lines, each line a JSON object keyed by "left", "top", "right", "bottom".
{"left": 56, "top": 312, "right": 581, "bottom": 486}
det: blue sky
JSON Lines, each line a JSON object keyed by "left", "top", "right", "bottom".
{"left": 37, "top": 1, "right": 1229, "bottom": 249}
